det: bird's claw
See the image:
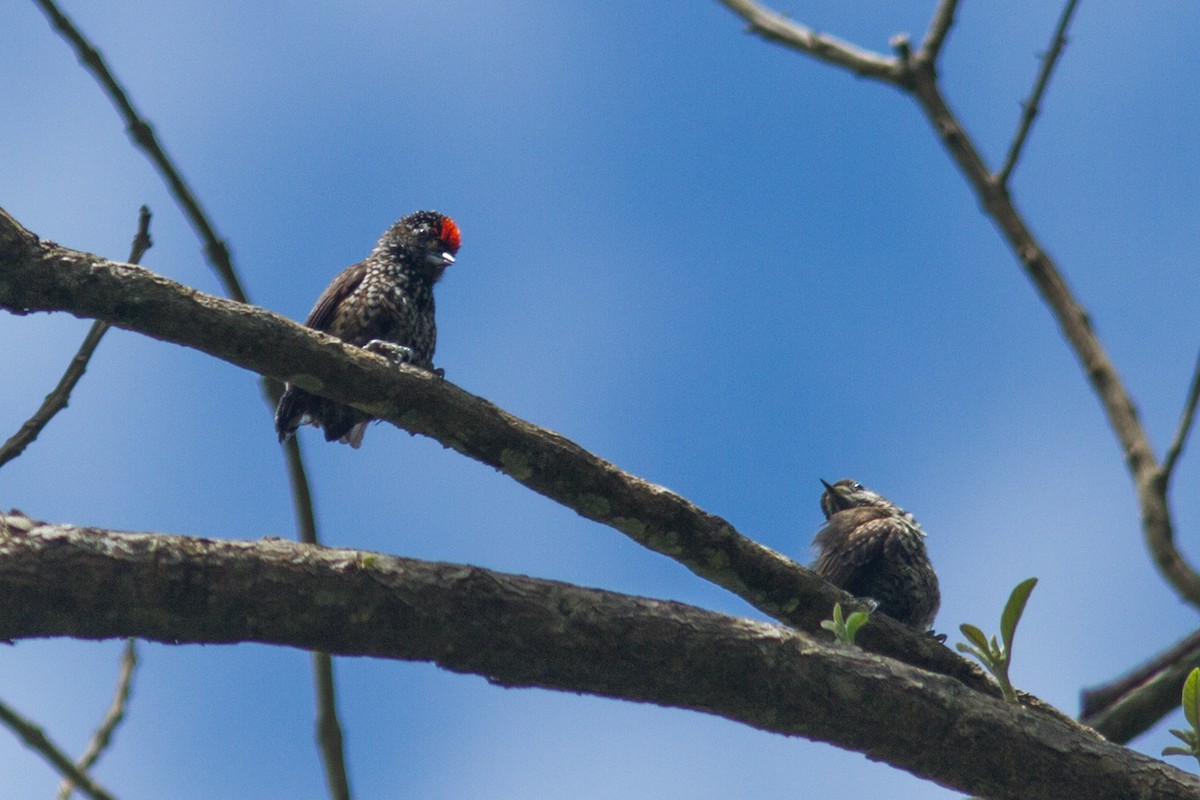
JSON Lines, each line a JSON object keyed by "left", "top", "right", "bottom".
{"left": 364, "top": 340, "right": 415, "bottom": 366}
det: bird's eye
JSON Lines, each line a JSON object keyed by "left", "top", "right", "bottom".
{"left": 851, "top": 482, "right": 863, "bottom": 491}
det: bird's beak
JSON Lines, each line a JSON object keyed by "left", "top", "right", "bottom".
{"left": 427, "top": 251, "right": 456, "bottom": 267}
{"left": 820, "top": 478, "right": 850, "bottom": 512}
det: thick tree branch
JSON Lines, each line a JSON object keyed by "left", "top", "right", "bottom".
{"left": 0, "top": 207, "right": 989, "bottom": 692}
{"left": 1081, "top": 629, "right": 1200, "bottom": 744}
{"left": 0, "top": 514, "right": 1194, "bottom": 800}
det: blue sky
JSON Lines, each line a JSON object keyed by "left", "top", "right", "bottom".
{"left": 3, "top": 1, "right": 1199, "bottom": 797}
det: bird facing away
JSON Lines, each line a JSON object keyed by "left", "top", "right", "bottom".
{"left": 813, "top": 478, "right": 940, "bottom": 631}
{"left": 274, "top": 210, "right": 461, "bottom": 448}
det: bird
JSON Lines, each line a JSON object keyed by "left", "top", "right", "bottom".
{"left": 274, "top": 210, "right": 461, "bottom": 447}
{"left": 813, "top": 478, "right": 940, "bottom": 631}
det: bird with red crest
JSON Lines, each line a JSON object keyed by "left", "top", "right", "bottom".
{"left": 275, "top": 210, "right": 461, "bottom": 447}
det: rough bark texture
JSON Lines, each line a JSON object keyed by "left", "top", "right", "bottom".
{"left": 0, "top": 207, "right": 979, "bottom": 689}
{"left": 0, "top": 514, "right": 1196, "bottom": 800}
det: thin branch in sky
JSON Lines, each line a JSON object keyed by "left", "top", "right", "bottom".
{"left": 32, "top": 3, "right": 352, "bottom": 795}
{"left": 716, "top": 0, "right": 1200, "bottom": 613}
{"left": 996, "top": 0, "right": 1083, "bottom": 185}
{"left": 919, "top": 0, "right": 961, "bottom": 65}
{"left": 716, "top": 0, "right": 902, "bottom": 83}
{"left": 0, "top": 206, "right": 151, "bottom": 469}
{"left": 1161, "top": 349, "right": 1200, "bottom": 483}
{"left": 56, "top": 640, "right": 138, "bottom": 800}
{"left": 32, "top": 0, "right": 243, "bottom": 303}
{"left": 313, "top": 655, "right": 351, "bottom": 800}
{"left": 0, "top": 698, "right": 120, "bottom": 800}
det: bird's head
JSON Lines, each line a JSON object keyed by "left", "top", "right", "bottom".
{"left": 819, "top": 478, "right": 898, "bottom": 518}
{"left": 382, "top": 210, "right": 461, "bottom": 277}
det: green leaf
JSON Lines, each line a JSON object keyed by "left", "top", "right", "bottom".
{"left": 820, "top": 620, "right": 837, "bottom": 634}
{"left": 955, "top": 642, "right": 989, "bottom": 665}
{"left": 1183, "top": 667, "right": 1200, "bottom": 731}
{"left": 831, "top": 603, "right": 846, "bottom": 626}
{"left": 1000, "top": 577, "right": 1038, "bottom": 656}
{"left": 844, "top": 611, "right": 870, "bottom": 640}
{"left": 1169, "top": 728, "right": 1196, "bottom": 745}
{"left": 1163, "top": 746, "right": 1192, "bottom": 757}
{"left": 959, "top": 623, "right": 989, "bottom": 652}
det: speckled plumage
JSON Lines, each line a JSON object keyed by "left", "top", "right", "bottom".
{"left": 813, "top": 478, "right": 940, "bottom": 631}
{"left": 275, "top": 210, "right": 460, "bottom": 447}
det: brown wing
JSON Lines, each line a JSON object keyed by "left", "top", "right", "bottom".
{"left": 303, "top": 260, "right": 367, "bottom": 332}
{"left": 811, "top": 506, "right": 897, "bottom": 588}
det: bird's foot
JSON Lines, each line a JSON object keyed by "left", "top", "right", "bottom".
{"left": 364, "top": 340, "right": 415, "bottom": 366}
{"left": 432, "top": 367, "right": 445, "bottom": 380}
{"left": 852, "top": 598, "right": 879, "bottom": 616}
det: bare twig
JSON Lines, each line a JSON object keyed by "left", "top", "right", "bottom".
{"left": 996, "top": 0, "right": 1083, "bottom": 185}
{"left": 312, "top": 654, "right": 350, "bottom": 800}
{"left": 919, "top": 0, "right": 961, "bottom": 65}
{"left": 0, "top": 698, "right": 119, "bottom": 800}
{"left": 1161, "top": 350, "right": 1200, "bottom": 483}
{"left": 33, "top": 0, "right": 242, "bottom": 303}
{"left": 0, "top": 206, "right": 151, "bottom": 469}
{"left": 715, "top": 0, "right": 902, "bottom": 83}
{"left": 56, "top": 640, "right": 138, "bottom": 800}
{"left": 32, "top": 5, "right": 352, "bottom": 794}
{"left": 282, "top": 435, "right": 350, "bottom": 800}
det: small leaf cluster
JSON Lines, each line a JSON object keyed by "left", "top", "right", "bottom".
{"left": 1163, "top": 667, "right": 1200, "bottom": 766}
{"left": 956, "top": 577, "right": 1038, "bottom": 703}
{"left": 821, "top": 602, "right": 870, "bottom": 646}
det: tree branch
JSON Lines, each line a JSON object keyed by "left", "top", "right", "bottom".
{"left": 0, "top": 206, "right": 151, "bottom": 469}
{"left": 1081, "top": 629, "right": 1200, "bottom": 744}
{"left": 56, "top": 640, "right": 137, "bottom": 800}
{"left": 0, "top": 692, "right": 119, "bottom": 800}
{"left": 919, "top": 0, "right": 961, "bottom": 66}
{"left": 713, "top": 0, "right": 1200, "bottom": 611}
{"left": 32, "top": 7, "right": 354, "bottom": 790}
{"left": 0, "top": 513, "right": 1194, "bottom": 800}
{"left": 0, "top": 206, "right": 991, "bottom": 692}
{"left": 1161, "top": 350, "right": 1200, "bottom": 484}
{"left": 33, "top": 0, "right": 241, "bottom": 303}
{"left": 715, "top": 0, "right": 903, "bottom": 83}
{"left": 996, "top": 0, "right": 1083, "bottom": 185}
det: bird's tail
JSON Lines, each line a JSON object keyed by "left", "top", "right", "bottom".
{"left": 274, "top": 385, "right": 308, "bottom": 442}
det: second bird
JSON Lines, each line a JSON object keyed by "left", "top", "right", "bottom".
{"left": 813, "top": 478, "right": 940, "bottom": 631}
{"left": 275, "top": 210, "right": 462, "bottom": 448}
